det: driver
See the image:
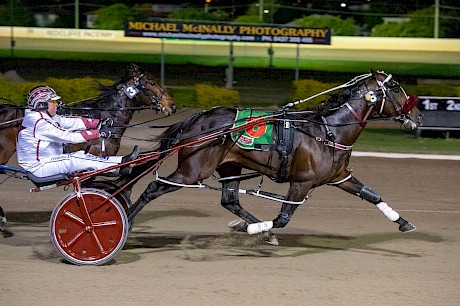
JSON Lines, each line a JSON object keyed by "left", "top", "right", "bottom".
{"left": 16, "top": 85, "right": 138, "bottom": 178}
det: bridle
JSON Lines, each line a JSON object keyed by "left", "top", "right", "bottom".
{"left": 348, "top": 72, "right": 418, "bottom": 128}
{"left": 58, "top": 73, "right": 168, "bottom": 113}
{"left": 120, "top": 73, "right": 167, "bottom": 112}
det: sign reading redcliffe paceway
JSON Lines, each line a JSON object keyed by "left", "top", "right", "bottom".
{"left": 125, "top": 19, "right": 331, "bottom": 45}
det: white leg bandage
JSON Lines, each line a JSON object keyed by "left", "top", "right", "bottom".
{"left": 247, "top": 221, "right": 273, "bottom": 235}
{"left": 376, "top": 202, "right": 399, "bottom": 222}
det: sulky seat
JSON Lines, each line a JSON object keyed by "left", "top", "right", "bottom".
{"left": 25, "top": 171, "right": 71, "bottom": 188}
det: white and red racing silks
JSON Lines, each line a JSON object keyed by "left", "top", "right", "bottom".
{"left": 17, "top": 109, "right": 100, "bottom": 170}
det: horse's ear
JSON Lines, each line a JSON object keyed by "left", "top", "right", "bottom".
{"left": 369, "top": 69, "right": 376, "bottom": 76}
{"left": 129, "top": 63, "right": 144, "bottom": 75}
{"left": 124, "top": 63, "right": 140, "bottom": 79}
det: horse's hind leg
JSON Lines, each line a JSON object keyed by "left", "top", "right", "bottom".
{"left": 0, "top": 206, "right": 7, "bottom": 231}
{"left": 218, "top": 165, "right": 279, "bottom": 245}
{"left": 127, "top": 174, "right": 183, "bottom": 222}
{"left": 128, "top": 149, "right": 221, "bottom": 222}
{"left": 335, "top": 175, "right": 416, "bottom": 232}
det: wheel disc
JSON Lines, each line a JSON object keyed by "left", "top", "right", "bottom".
{"left": 50, "top": 188, "right": 128, "bottom": 265}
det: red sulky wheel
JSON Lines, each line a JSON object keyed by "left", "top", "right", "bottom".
{"left": 50, "top": 188, "right": 128, "bottom": 266}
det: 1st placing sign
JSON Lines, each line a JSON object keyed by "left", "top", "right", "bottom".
{"left": 419, "top": 96, "right": 460, "bottom": 111}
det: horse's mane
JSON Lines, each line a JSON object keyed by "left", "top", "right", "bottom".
{"left": 80, "top": 83, "right": 120, "bottom": 109}
{"left": 307, "top": 88, "right": 351, "bottom": 116}
{"left": 288, "top": 79, "right": 368, "bottom": 121}
{"left": 65, "top": 63, "right": 144, "bottom": 110}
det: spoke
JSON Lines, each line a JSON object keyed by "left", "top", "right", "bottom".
{"left": 90, "top": 230, "right": 107, "bottom": 255}
{"left": 64, "top": 229, "right": 85, "bottom": 248}
{"left": 92, "top": 220, "right": 117, "bottom": 227}
{"left": 63, "top": 211, "right": 85, "bottom": 226}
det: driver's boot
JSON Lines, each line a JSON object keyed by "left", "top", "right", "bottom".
{"left": 119, "top": 146, "right": 139, "bottom": 176}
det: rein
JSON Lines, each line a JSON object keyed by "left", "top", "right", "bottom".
{"left": 59, "top": 105, "right": 156, "bottom": 112}
{"left": 283, "top": 73, "right": 373, "bottom": 110}
{"left": 0, "top": 104, "right": 26, "bottom": 129}
{"left": 0, "top": 117, "right": 23, "bottom": 128}
{"left": 345, "top": 103, "right": 366, "bottom": 127}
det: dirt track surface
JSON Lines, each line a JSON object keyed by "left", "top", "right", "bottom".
{"left": 1, "top": 111, "right": 459, "bottom": 305}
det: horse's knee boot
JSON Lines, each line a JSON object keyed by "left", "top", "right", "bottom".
{"left": 359, "top": 186, "right": 381, "bottom": 204}
{"left": 273, "top": 212, "right": 291, "bottom": 228}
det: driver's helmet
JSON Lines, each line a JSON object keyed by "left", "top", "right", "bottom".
{"left": 27, "top": 86, "right": 61, "bottom": 110}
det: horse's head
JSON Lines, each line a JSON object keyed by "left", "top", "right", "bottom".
{"left": 366, "top": 70, "right": 423, "bottom": 130}
{"left": 123, "top": 63, "right": 176, "bottom": 116}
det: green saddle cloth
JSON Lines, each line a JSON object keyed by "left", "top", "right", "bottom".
{"left": 230, "top": 110, "right": 274, "bottom": 149}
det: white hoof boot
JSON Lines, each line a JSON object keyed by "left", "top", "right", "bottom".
{"left": 247, "top": 221, "right": 273, "bottom": 235}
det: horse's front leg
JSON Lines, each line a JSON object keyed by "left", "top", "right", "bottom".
{"left": 335, "top": 175, "right": 416, "bottom": 232}
{"left": 271, "top": 181, "right": 309, "bottom": 229}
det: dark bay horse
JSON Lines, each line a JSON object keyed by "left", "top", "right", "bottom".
{"left": 0, "top": 104, "right": 24, "bottom": 230}
{"left": 126, "top": 70, "right": 423, "bottom": 245}
{"left": 0, "top": 104, "right": 24, "bottom": 165}
{"left": 0, "top": 63, "right": 176, "bottom": 162}
{"left": 61, "top": 63, "right": 176, "bottom": 156}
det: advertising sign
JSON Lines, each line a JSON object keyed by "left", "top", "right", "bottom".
{"left": 125, "top": 19, "right": 331, "bottom": 45}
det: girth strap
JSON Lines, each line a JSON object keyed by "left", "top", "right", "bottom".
{"left": 275, "top": 120, "right": 295, "bottom": 183}
{"left": 249, "top": 119, "right": 295, "bottom": 183}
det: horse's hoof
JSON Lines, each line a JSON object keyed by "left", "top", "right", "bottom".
{"left": 399, "top": 222, "right": 416, "bottom": 232}
{"left": 228, "top": 219, "right": 248, "bottom": 232}
{"left": 264, "top": 233, "right": 279, "bottom": 246}
{"left": 0, "top": 216, "right": 7, "bottom": 232}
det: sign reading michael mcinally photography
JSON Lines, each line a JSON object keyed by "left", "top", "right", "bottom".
{"left": 125, "top": 19, "right": 331, "bottom": 45}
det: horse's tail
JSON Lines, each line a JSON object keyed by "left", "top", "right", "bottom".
{"left": 153, "top": 107, "right": 234, "bottom": 153}
{"left": 153, "top": 111, "right": 203, "bottom": 152}
{"left": 153, "top": 121, "right": 185, "bottom": 152}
